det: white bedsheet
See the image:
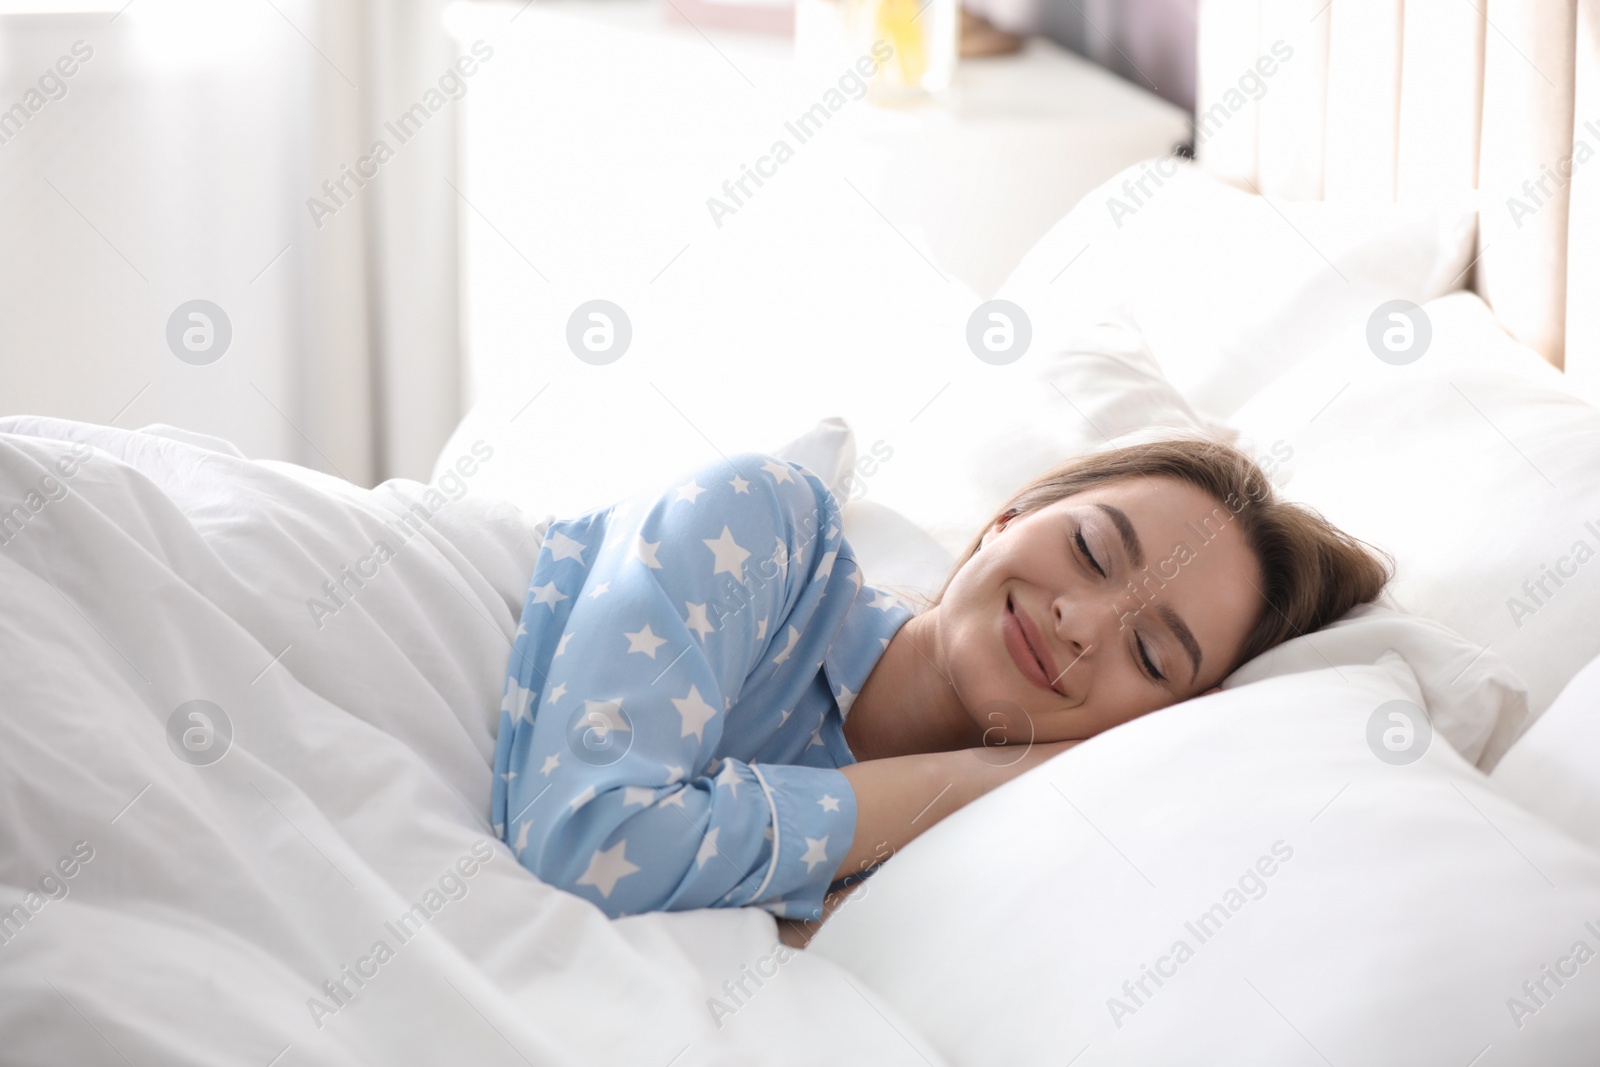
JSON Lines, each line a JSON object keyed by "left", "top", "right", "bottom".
{"left": 0, "top": 416, "right": 944, "bottom": 1067}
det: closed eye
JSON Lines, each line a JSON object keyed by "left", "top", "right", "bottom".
{"left": 1136, "top": 635, "right": 1164, "bottom": 682}
{"left": 1074, "top": 529, "right": 1105, "bottom": 578}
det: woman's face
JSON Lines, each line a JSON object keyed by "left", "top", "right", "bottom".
{"left": 937, "top": 475, "right": 1263, "bottom": 745}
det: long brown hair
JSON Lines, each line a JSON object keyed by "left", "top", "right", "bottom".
{"left": 927, "top": 436, "right": 1394, "bottom": 681}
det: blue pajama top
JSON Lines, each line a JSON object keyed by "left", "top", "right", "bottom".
{"left": 491, "top": 451, "right": 915, "bottom": 921}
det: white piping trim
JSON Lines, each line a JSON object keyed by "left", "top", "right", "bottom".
{"left": 747, "top": 763, "right": 782, "bottom": 903}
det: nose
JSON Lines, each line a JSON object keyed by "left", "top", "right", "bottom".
{"left": 1049, "top": 597, "right": 1097, "bottom": 684}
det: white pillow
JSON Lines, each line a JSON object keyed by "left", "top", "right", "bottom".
{"left": 1224, "top": 596, "right": 1526, "bottom": 771}
{"left": 809, "top": 653, "right": 1600, "bottom": 1065}
{"left": 1494, "top": 650, "right": 1600, "bottom": 856}
{"left": 1228, "top": 291, "right": 1600, "bottom": 720}
{"left": 433, "top": 413, "right": 863, "bottom": 529}
{"left": 861, "top": 315, "right": 1239, "bottom": 574}
{"left": 995, "top": 157, "right": 1477, "bottom": 422}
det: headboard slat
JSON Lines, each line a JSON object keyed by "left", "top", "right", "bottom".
{"left": 1196, "top": 0, "right": 1581, "bottom": 373}
{"left": 1396, "top": 0, "right": 1485, "bottom": 205}
{"left": 1566, "top": 0, "right": 1600, "bottom": 392}
{"left": 1194, "top": 0, "right": 1264, "bottom": 188}
{"left": 1325, "top": 0, "right": 1404, "bottom": 203}
{"left": 1477, "top": 0, "right": 1577, "bottom": 370}
{"left": 1255, "top": 0, "right": 1330, "bottom": 199}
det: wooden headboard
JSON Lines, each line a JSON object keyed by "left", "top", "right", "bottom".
{"left": 1192, "top": 0, "right": 1593, "bottom": 389}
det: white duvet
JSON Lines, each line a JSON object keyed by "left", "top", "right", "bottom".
{"left": 0, "top": 416, "right": 944, "bottom": 1067}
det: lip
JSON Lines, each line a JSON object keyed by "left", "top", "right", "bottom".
{"left": 1004, "top": 592, "right": 1061, "bottom": 695}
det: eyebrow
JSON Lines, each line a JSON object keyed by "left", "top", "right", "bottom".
{"left": 1093, "top": 503, "right": 1144, "bottom": 568}
{"left": 1158, "top": 603, "right": 1204, "bottom": 684}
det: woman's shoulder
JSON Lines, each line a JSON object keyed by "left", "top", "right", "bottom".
{"left": 628, "top": 451, "right": 832, "bottom": 527}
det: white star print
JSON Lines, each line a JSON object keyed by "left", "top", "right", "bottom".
{"left": 555, "top": 632, "right": 574, "bottom": 657}
{"left": 580, "top": 699, "right": 629, "bottom": 743}
{"left": 675, "top": 480, "right": 707, "bottom": 503}
{"left": 772, "top": 625, "right": 800, "bottom": 665}
{"left": 818, "top": 794, "right": 841, "bottom": 813}
{"left": 800, "top": 835, "right": 830, "bottom": 873}
{"left": 589, "top": 582, "right": 611, "bottom": 599}
{"left": 729, "top": 474, "right": 750, "bottom": 494}
{"left": 815, "top": 548, "right": 837, "bottom": 581}
{"left": 684, "top": 601, "right": 715, "bottom": 640}
{"left": 761, "top": 460, "right": 795, "bottom": 484}
{"left": 622, "top": 786, "right": 656, "bottom": 807}
{"left": 807, "top": 724, "right": 825, "bottom": 748}
{"left": 664, "top": 764, "right": 685, "bottom": 784}
{"left": 540, "top": 753, "right": 560, "bottom": 776}
{"left": 715, "top": 759, "right": 742, "bottom": 799}
{"left": 657, "top": 787, "right": 688, "bottom": 809}
{"left": 502, "top": 680, "right": 534, "bottom": 723}
{"left": 869, "top": 590, "right": 901, "bottom": 613}
{"left": 696, "top": 827, "right": 721, "bottom": 869}
{"left": 544, "top": 531, "right": 588, "bottom": 563}
{"left": 835, "top": 684, "right": 857, "bottom": 717}
{"left": 576, "top": 840, "right": 640, "bottom": 898}
{"left": 625, "top": 623, "right": 669, "bottom": 658}
{"left": 530, "top": 581, "right": 568, "bottom": 610}
{"left": 756, "top": 616, "right": 769, "bottom": 641}
{"left": 548, "top": 682, "right": 567, "bottom": 703}
{"left": 637, "top": 537, "right": 662, "bottom": 569}
{"left": 672, "top": 684, "right": 719, "bottom": 743}
{"left": 514, "top": 820, "right": 532, "bottom": 853}
{"left": 500, "top": 770, "right": 517, "bottom": 782}
{"left": 703, "top": 525, "right": 751, "bottom": 580}
{"left": 570, "top": 785, "right": 597, "bottom": 811}
{"left": 778, "top": 708, "right": 792, "bottom": 726}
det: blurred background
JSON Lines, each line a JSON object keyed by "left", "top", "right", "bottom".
{"left": 0, "top": 0, "right": 1193, "bottom": 485}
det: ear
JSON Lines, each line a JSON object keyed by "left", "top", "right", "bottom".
{"left": 978, "top": 508, "right": 1017, "bottom": 550}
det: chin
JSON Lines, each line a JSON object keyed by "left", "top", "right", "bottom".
{"left": 964, "top": 677, "right": 1040, "bottom": 748}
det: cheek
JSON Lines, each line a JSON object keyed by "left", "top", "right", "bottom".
{"left": 1083, "top": 668, "right": 1168, "bottom": 733}
{"left": 944, "top": 556, "right": 1002, "bottom": 632}
{"left": 945, "top": 598, "right": 1002, "bottom": 684}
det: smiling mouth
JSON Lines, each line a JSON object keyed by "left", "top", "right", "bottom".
{"left": 1012, "top": 598, "right": 1048, "bottom": 674}
{"left": 1006, "top": 593, "right": 1057, "bottom": 692}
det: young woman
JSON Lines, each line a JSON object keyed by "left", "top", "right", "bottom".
{"left": 489, "top": 437, "right": 1391, "bottom": 942}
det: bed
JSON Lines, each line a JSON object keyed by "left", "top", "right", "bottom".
{"left": 5, "top": 2, "right": 1600, "bottom": 1064}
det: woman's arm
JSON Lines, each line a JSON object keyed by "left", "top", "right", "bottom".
{"left": 775, "top": 739, "right": 1079, "bottom": 948}
{"left": 493, "top": 450, "right": 883, "bottom": 921}
{"left": 833, "top": 739, "right": 1080, "bottom": 883}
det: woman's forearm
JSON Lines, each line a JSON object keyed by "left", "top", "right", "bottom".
{"left": 832, "top": 740, "right": 1077, "bottom": 884}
